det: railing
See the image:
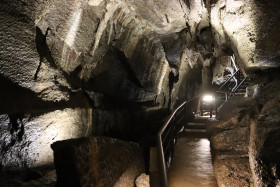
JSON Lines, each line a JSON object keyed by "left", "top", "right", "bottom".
{"left": 157, "top": 95, "right": 201, "bottom": 187}
{"left": 216, "top": 71, "right": 247, "bottom": 112}
{"left": 156, "top": 56, "right": 248, "bottom": 186}
{"left": 219, "top": 70, "right": 241, "bottom": 91}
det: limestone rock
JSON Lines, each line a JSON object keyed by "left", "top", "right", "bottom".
{"left": 211, "top": 126, "right": 249, "bottom": 153}
{"left": 245, "top": 84, "right": 259, "bottom": 98}
{"left": 214, "top": 157, "right": 252, "bottom": 187}
{"left": 212, "top": 56, "right": 232, "bottom": 85}
{"left": 0, "top": 2, "right": 71, "bottom": 102}
{"left": 0, "top": 108, "right": 92, "bottom": 171}
{"left": 210, "top": 0, "right": 280, "bottom": 71}
{"left": 209, "top": 74, "right": 280, "bottom": 186}
{"left": 248, "top": 77, "right": 280, "bottom": 186}
{"left": 207, "top": 96, "right": 256, "bottom": 186}
{"left": 0, "top": 169, "right": 57, "bottom": 187}
{"left": 135, "top": 173, "right": 150, "bottom": 187}
{"left": 51, "top": 137, "right": 145, "bottom": 187}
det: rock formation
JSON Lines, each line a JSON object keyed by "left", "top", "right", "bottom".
{"left": 0, "top": 0, "right": 280, "bottom": 186}
{"left": 208, "top": 70, "right": 280, "bottom": 186}
{"left": 51, "top": 137, "right": 145, "bottom": 187}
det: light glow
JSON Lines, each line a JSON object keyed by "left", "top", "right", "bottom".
{"left": 88, "top": 0, "right": 103, "bottom": 6}
{"left": 203, "top": 95, "right": 213, "bottom": 102}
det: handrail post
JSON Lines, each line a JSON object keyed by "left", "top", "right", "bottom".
{"left": 210, "top": 102, "right": 213, "bottom": 118}
{"left": 215, "top": 95, "right": 218, "bottom": 118}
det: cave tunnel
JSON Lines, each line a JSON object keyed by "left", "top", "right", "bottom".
{"left": 1, "top": 0, "right": 280, "bottom": 186}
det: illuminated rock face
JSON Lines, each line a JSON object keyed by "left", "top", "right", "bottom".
{"left": 210, "top": 0, "right": 280, "bottom": 71}
{"left": 0, "top": 109, "right": 92, "bottom": 170}
{"left": 0, "top": 0, "right": 207, "bottom": 176}
{"left": 0, "top": 0, "right": 280, "bottom": 186}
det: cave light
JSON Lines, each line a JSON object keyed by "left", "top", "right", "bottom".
{"left": 203, "top": 95, "right": 214, "bottom": 102}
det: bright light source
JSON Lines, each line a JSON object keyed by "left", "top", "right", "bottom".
{"left": 203, "top": 95, "right": 214, "bottom": 102}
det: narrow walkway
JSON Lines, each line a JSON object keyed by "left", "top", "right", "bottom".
{"left": 168, "top": 118, "right": 217, "bottom": 187}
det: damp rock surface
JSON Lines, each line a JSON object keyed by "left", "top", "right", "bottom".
{"left": 51, "top": 137, "right": 145, "bottom": 187}
{"left": 208, "top": 96, "right": 256, "bottom": 186}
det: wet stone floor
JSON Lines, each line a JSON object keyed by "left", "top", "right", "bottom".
{"left": 168, "top": 131, "right": 217, "bottom": 187}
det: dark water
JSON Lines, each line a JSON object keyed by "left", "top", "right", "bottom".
{"left": 168, "top": 132, "right": 218, "bottom": 187}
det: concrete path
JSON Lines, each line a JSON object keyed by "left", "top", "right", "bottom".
{"left": 168, "top": 122, "right": 217, "bottom": 187}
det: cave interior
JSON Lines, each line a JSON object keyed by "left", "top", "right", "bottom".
{"left": 1, "top": 0, "right": 280, "bottom": 186}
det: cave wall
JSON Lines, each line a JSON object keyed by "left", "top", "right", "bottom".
{"left": 208, "top": 72, "right": 280, "bottom": 186}
{"left": 207, "top": 0, "right": 280, "bottom": 186}
{"left": 2, "top": 0, "right": 279, "bottom": 185}
{"left": 0, "top": 0, "right": 207, "bottom": 174}
{"left": 210, "top": 0, "right": 280, "bottom": 72}
{"left": 0, "top": 1, "right": 93, "bottom": 172}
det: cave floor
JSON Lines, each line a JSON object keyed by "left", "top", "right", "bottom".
{"left": 168, "top": 130, "right": 217, "bottom": 187}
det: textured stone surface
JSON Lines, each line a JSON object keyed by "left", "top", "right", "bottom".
{"left": 0, "top": 0, "right": 208, "bottom": 179}
{"left": 0, "top": 169, "right": 57, "bottom": 187}
{"left": 51, "top": 137, "right": 145, "bottom": 187}
{"left": 209, "top": 72, "right": 280, "bottom": 186}
{"left": 0, "top": 108, "right": 92, "bottom": 171}
{"left": 214, "top": 157, "right": 252, "bottom": 187}
{"left": 0, "top": 2, "right": 71, "bottom": 102}
{"left": 212, "top": 56, "right": 232, "bottom": 85}
{"left": 135, "top": 173, "right": 150, "bottom": 187}
{"left": 207, "top": 96, "right": 256, "bottom": 186}
{"left": 210, "top": 0, "right": 280, "bottom": 71}
{"left": 211, "top": 126, "right": 249, "bottom": 153}
{"left": 1, "top": 0, "right": 280, "bottom": 186}
{"left": 248, "top": 74, "right": 280, "bottom": 187}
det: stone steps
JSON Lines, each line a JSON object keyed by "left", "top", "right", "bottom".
{"left": 185, "top": 122, "right": 206, "bottom": 129}
{"left": 184, "top": 128, "right": 207, "bottom": 133}
{"left": 184, "top": 118, "right": 208, "bottom": 133}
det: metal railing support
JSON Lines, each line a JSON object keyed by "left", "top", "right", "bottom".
{"left": 157, "top": 95, "right": 202, "bottom": 187}
{"left": 219, "top": 70, "right": 240, "bottom": 90}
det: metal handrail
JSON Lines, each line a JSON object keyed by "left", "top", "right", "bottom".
{"left": 233, "top": 77, "right": 247, "bottom": 92}
{"left": 157, "top": 94, "right": 202, "bottom": 187}
{"left": 231, "top": 54, "right": 238, "bottom": 72}
{"left": 219, "top": 70, "right": 240, "bottom": 90}
{"left": 216, "top": 69, "right": 247, "bottom": 113}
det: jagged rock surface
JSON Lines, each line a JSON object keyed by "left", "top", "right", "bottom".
{"left": 1, "top": 0, "right": 280, "bottom": 186}
{"left": 0, "top": 1, "right": 208, "bottom": 186}
{"left": 208, "top": 71, "right": 280, "bottom": 186}
{"left": 210, "top": 0, "right": 280, "bottom": 71}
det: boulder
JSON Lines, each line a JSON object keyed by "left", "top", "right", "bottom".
{"left": 135, "top": 173, "right": 150, "bottom": 187}
{"left": 51, "top": 137, "right": 145, "bottom": 187}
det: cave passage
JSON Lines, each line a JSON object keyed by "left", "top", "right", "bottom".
{"left": 168, "top": 117, "right": 217, "bottom": 187}
{"left": 1, "top": 0, "right": 280, "bottom": 186}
